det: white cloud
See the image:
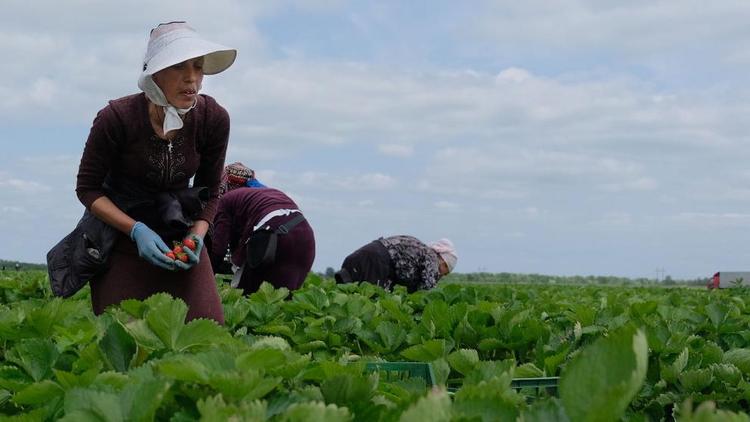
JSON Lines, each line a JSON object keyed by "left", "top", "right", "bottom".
{"left": 423, "top": 146, "right": 661, "bottom": 201}
{"left": 1, "top": 206, "right": 24, "bottom": 214}
{"left": 672, "top": 212, "right": 750, "bottom": 227}
{"left": 297, "top": 171, "right": 326, "bottom": 186}
{"left": 474, "top": 2, "right": 750, "bottom": 61}
{"left": 600, "top": 177, "right": 658, "bottom": 192}
{"left": 294, "top": 171, "right": 396, "bottom": 191}
{"left": 29, "top": 78, "right": 59, "bottom": 107}
{"left": 522, "top": 207, "right": 542, "bottom": 218}
{"left": 217, "top": 60, "right": 748, "bottom": 178}
{"left": 378, "top": 144, "right": 413, "bottom": 157}
{"left": 592, "top": 212, "right": 633, "bottom": 227}
{"left": 4, "top": 1, "right": 750, "bottom": 278}
{"left": 495, "top": 67, "right": 532, "bottom": 83}
{"left": 478, "top": 189, "right": 527, "bottom": 200}
{"left": 0, "top": 179, "right": 51, "bottom": 194}
{"left": 435, "top": 201, "right": 460, "bottom": 210}
{"left": 338, "top": 173, "right": 396, "bottom": 191}
{"left": 724, "top": 49, "right": 750, "bottom": 65}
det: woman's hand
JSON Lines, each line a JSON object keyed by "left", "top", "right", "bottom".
{"left": 174, "top": 218, "right": 208, "bottom": 271}
{"left": 175, "top": 234, "right": 204, "bottom": 270}
{"left": 130, "top": 222, "right": 176, "bottom": 271}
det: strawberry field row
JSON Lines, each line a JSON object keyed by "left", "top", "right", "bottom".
{"left": 1, "top": 271, "right": 750, "bottom": 420}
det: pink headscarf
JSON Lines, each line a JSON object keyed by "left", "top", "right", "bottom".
{"left": 429, "top": 238, "right": 457, "bottom": 272}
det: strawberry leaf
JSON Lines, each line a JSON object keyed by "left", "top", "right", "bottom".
{"left": 278, "top": 401, "right": 351, "bottom": 422}
{"left": 399, "top": 389, "right": 452, "bottom": 422}
{"left": 144, "top": 294, "right": 188, "bottom": 350}
{"left": 5, "top": 338, "right": 59, "bottom": 382}
{"left": 560, "top": 327, "right": 648, "bottom": 422}
{"left": 175, "top": 318, "right": 231, "bottom": 352}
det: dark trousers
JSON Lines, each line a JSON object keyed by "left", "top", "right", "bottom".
{"left": 335, "top": 240, "right": 392, "bottom": 288}
{"left": 238, "top": 214, "right": 315, "bottom": 295}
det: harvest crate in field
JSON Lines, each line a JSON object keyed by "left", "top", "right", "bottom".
{"left": 364, "top": 361, "right": 437, "bottom": 388}
{"left": 364, "top": 361, "right": 559, "bottom": 396}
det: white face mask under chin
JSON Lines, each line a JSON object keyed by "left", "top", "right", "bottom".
{"left": 139, "top": 75, "right": 196, "bottom": 135}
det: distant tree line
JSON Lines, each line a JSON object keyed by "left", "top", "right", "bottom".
{"left": 8, "top": 262, "right": 709, "bottom": 287}
{"left": 440, "top": 272, "right": 711, "bottom": 287}
{"left": 317, "top": 266, "right": 711, "bottom": 286}
{"left": 0, "top": 260, "right": 47, "bottom": 271}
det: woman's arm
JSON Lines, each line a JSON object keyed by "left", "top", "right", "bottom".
{"left": 89, "top": 196, "right": 137, "bottom": 235}
{"left": 76, "top": 106, "right": 120, "bottom": 210}
{"left": 76, "top": 105, "right": 138, "bottom": 236}
{"left": 193, "top": 99, "right": 230, "bottom": 223}
{"left": 190, "top": 219, "right": 210, "bottom": 238}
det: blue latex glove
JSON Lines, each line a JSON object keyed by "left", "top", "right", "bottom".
{"left": 130, "top": 222, "right": 175, "bottom": 271}
{"left": 175, "top": 234, "right": 204, "bottom": 271}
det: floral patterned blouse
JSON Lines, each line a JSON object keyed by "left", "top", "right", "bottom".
{"left": 378, "top": 235, "right": 440, "bottom": 291}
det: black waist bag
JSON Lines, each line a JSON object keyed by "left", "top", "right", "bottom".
{"left": 246, "top": 213, "right": 306, "bottom": 270}
{"left": 46, "top": 211, "right": 117, "bottom": 298}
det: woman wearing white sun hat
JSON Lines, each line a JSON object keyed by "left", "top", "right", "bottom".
{"left": 75, "top": 22, "right": 236, "bottom": 323}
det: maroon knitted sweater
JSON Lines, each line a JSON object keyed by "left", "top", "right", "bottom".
{"left": 210, "top": 187, "right": 301, "bottom": 268}
{"left": 76, "top": 92, "right": 229, "bottom": 223}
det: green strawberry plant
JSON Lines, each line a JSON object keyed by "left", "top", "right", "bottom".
{"left": 2, "top": 271, "right": 750, "bottom": 419}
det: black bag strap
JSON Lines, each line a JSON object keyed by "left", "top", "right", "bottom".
{"left": 259, "top": 232, "right": 278, "bottom": 268}
{"left": 243, "top": 213, "right": 305, "bottom": 270}
{"left": 274, "top": 213, "right": 306, "bottom": 235}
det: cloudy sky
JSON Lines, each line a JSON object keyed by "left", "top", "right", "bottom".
{"left": 2, "top": 0, "right": 750, "bottom": 279}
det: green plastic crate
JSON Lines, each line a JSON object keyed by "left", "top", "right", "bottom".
{"left": 364, "top": 362, "right": 559, "bottom": 395}
{"left": 510, "top": 377, "right": 559, "bottom": 396}
{"left": 364, "top": 362, "right": 437, "bottom": 387}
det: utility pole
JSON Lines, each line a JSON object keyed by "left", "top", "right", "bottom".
{"left": 655, "top": 268, "right": 665, "bottom": 282}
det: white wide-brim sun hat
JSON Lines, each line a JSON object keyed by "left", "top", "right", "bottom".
{"left": 141, "top": 21, "right": 237, "bottom": 76}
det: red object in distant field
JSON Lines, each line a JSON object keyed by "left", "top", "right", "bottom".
{"left": 707, "top": 271, "right": 750, "bottom": 289}
{"left": 707, "top": 272, "right": 720, "bottom": 289}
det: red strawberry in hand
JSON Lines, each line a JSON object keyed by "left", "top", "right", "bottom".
{"left": 166, "top": 251, "right": 176, "bottom": 260}
{"left": 183, "top": 237, "right": 196, "bottom": 251}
